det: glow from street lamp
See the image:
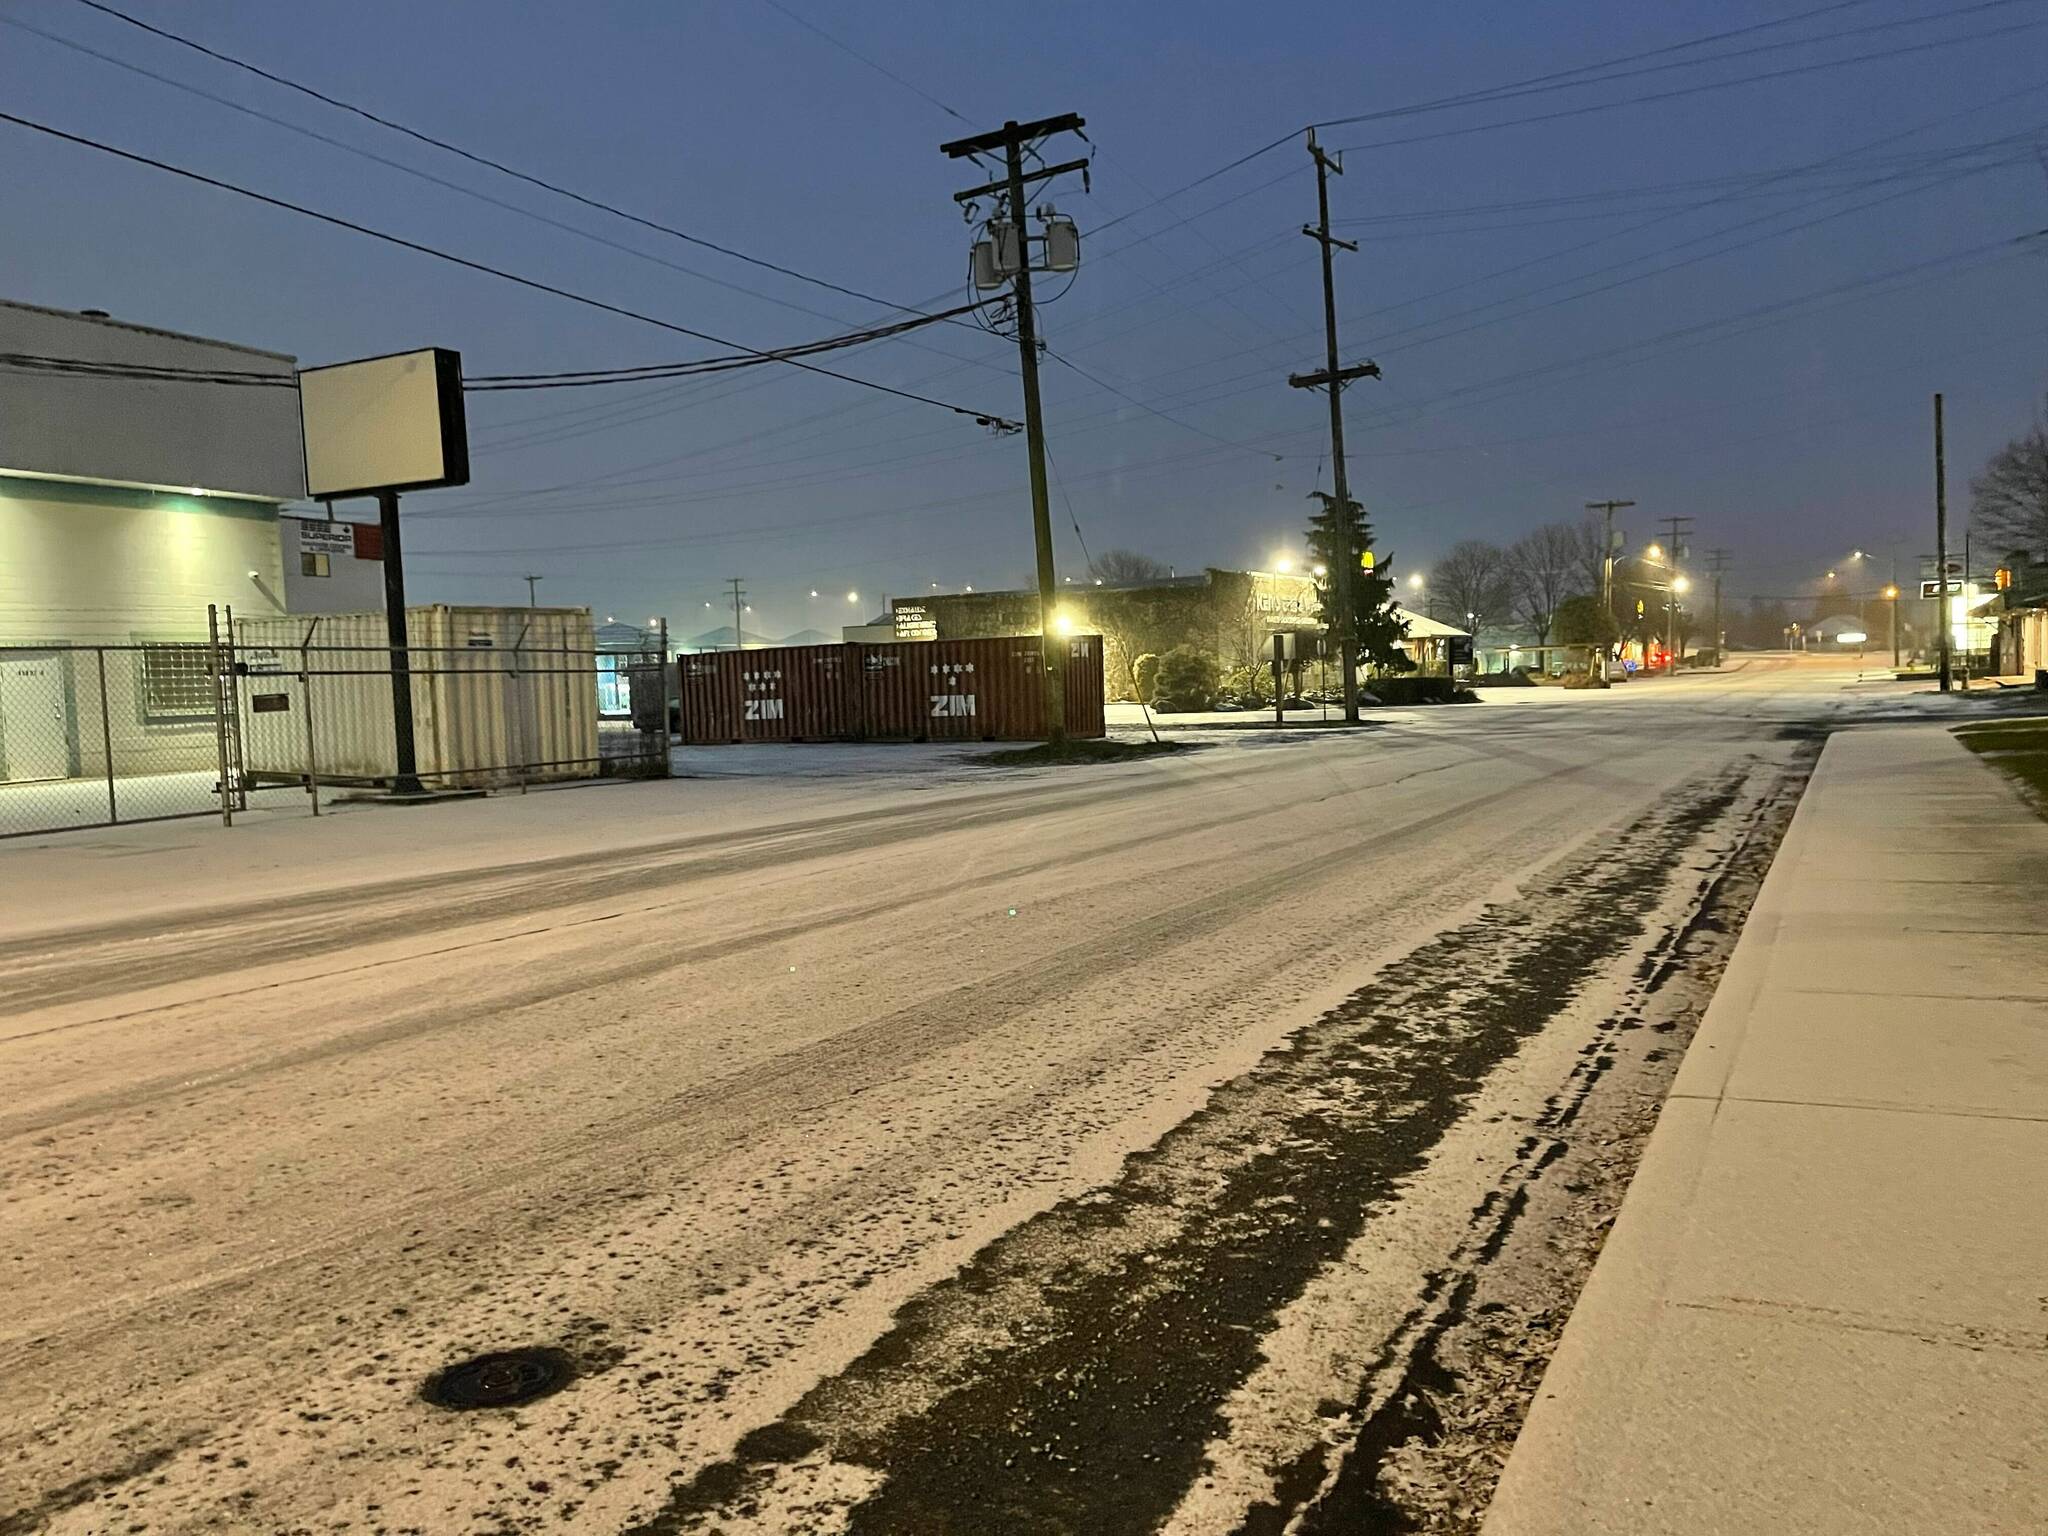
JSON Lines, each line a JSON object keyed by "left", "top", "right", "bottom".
{"left": 1408, "top": 573, "right": 1424, "bottom": 590}
{"left": 1883, "top": 584, "right": 1900, "bottom": 600}
{"left": 1272, "top": 555, "right": 1294, "bottom": 573}
{"left": 846, "top": 591, "right": 859, "bottom": 604}
{"left": 1645, "top": 543, "right": 1664, "bottom": 561}
{"left": 1673, "top": 575, "right": 1691, "bottom": 594}
{"left": 1311, "top": 563, "right": 1328, "bottom": 578}
{"left": 809, "top": 589, "right": 820, "bottom": 599}
{"left": 1826, "top": 569, "right": 1837, "bottom": 581}
{"left": 1052, "top": 610, "right": 1075, "bottom": 636}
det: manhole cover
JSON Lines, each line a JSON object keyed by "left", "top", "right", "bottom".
{"left": 421, "top": 1348, "right": 573, "bottom": 1410}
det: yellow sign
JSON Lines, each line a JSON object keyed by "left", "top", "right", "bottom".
{"left": 1360, "top": 549, "right": 1376, "bottom": 570}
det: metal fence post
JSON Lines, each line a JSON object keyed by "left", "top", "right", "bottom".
{"left": 208, "top": 604, "right": 233, "bottom": 827}
{"left": 656, "top": 618, "right": 672, "bottom": 774}
{"left": 95, "top": 646, "right": 117, "bottom": 824}
{"left": 512, "top": 620, "right": 531, "bottom": 794}
{"left": 300, "top": 617, "right": 322, "bottom": 816}
{"left": 224, "top": 603, "right": 248, "bottom": 811}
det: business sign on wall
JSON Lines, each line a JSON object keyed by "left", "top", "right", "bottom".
{"left": 296, "top": 521, "right": 357, "bottom": 555}
{"left": 894, "top": 604, "right": 939, "bottom": 641}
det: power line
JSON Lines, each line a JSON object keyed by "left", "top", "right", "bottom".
{"left": 1085, "top": 0, "right": 1889, "bottom": 237}
{"left": 0, "top": 107, "right": 1020, "bottom": 428}
{"left": 1042, "top": 347, "right": 1288, "bottom": 460}
{"left": 66, "top": 0, "right": 961, "bottom": 325}
{"left": 1313, "top": 0, "right": 2025, "bottom": 132}
{"left": 4, "top": 302, "right": 992, "bottom": 394}
{"left": 1328, "top": 16, "right": 2045, "bottom": 157}
{"left": 754, "top": 0, "right": 972, "bottom": 125}
{"left": 465, "top": 302, "right": 987, "bottom": 389}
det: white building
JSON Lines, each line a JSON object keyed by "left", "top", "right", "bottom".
{"left": 0, "top": 300, "right": 303, "bottom": 794}
{"left": 1, "top": 299, "right": 304, "bottom": 642}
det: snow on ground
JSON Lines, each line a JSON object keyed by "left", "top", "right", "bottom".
{"left": 0, "top": 654, "right": 2031, "bottom": 1535}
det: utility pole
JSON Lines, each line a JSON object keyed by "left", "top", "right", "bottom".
{"left": 943, "top": 114, "right": 1089, "bottom": 743}
{"left": 1288, "top": 130, "right": 1380, "bottom": 723}
{"left": 1890, "top": 555, "right": 1901, "bottom": 667}
{"left": 1586, "top": 499, "right": 1634, "bottom": 681}
{"left": 726, "top": 577, "right": 746, "bottom": 652}
{"left": 1705, "top": 548, "right": 1731, "bottom": 667}
{"left": 1659, "top": 515, "right": 1695, "bottom": 675}
{"left": 1935, "top": 393, "right": 1952, "bottom": 693}
{"left": 522, "top": 574, "right": 542, "bottom": 608}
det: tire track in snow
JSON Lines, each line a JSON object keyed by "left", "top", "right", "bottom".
{"left": 619, "top": 764, "right": 1763, "bottom": 1534}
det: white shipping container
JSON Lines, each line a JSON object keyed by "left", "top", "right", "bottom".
{"left": 234, "top": 606, "right": 601, "bottom": 788}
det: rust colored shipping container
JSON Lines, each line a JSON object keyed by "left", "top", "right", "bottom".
{"left": 675, "top": 635, "right": 1102, "bottom": 744}
{"left": 858, "top": 635, "right": 1104, "bottom": 740}
{"left": 675, "top": 644, "right": 856, "bottom": 742}
{"left": 1061, "top": 634, "right": 1106, "bottom": 736}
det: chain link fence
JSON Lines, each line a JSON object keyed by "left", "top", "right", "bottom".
{"left": 0, "top": 638, "right": 236, "bottom": 837}
{"left": 236, "top": 632, "right": 669, "bottom": 810}
{"left": 0, "top": 611, "right": 669, "bottom": 839}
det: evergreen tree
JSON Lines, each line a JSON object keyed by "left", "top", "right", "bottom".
{"left": 1304, "top": 492, "right": 1407, "bottom": 669}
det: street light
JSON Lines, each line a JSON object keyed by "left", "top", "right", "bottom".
{"left": 1645, "top": 543, "right": 1664, "bottom": 561}
{"left": 846, "top": 591, "right": 860, "bottom": 604}
{"left": 1408, "top": 572, "right": 1424, "bottom": 590}
{"left": 1673, "top": 575, "right": 1692, "bottom": 594}
{"left": 809, "top": 589, "right": 820, "bottom": 599}
{"left": 1312, "top": 563, "right": 1328, "bottom": 579}
{"left": 1273, "top": 555, "right": 1294, "bottom": 573}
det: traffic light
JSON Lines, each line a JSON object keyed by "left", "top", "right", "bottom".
{"left": 1360, "top": 549, "right": 1376, "bottom": 571}
{"left": 1635, "top": 598, "right": 1646, "bottom": 618}
{"left": 1995, "top": 566, "right": 2013, "bottom": 591}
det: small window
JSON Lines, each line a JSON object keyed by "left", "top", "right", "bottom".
{"left": 300, "top": 551, "right": 331, "bottom": 578}
{"left": 137, "top": 643, "right": 214, "bottom": 723}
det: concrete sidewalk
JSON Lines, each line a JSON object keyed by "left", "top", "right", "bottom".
{"left": 1485, "top": 724, "right": 2048, "bottom": 1535}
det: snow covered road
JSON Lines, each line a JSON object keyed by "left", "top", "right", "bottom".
{"left": 0, "top": 657, "right": 1978, "bottom": 1533}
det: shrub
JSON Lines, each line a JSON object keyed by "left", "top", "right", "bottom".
{"left": 1132, "top": 652, "right": 1161, "bottom": 702}
{"left": 1373, "top": 675, "right": 1461, "bottom": 705}
{"left": 1153, "top": 645, "right": 1221, "bottom": 711}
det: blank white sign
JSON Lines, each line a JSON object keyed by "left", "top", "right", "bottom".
{"left": 299, "top": 348, "right": 467, "bottom": 499}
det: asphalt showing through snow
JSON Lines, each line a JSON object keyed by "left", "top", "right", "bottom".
{"left": 0, "top": 657, "right": 1995, "bottom": 1534}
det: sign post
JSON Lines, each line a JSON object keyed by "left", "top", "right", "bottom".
{"left": 297, "top": 347, "right": 469, "bottom": 796}
{"left": 1270, "top": 631, "right": 1294, "bottom": 726}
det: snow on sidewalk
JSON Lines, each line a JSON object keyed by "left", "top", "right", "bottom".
{"left": 1483, "top": 723, "right": 2048, "bottom": 1536}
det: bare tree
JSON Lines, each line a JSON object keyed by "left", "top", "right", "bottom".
{"left": 1508, "top": 522, "right": 1587, "bottom": 644}
{"left": 1090, "top": 548, "right": 1173, "bottom": 583}
{"left": 1434, "top": 539, "right": 1515, "bottom": 635}
{"left": 1569, "top": 514, "right": 1608, "bottom": 601}
{"left": 1970, "top": 400, "right": 2048, "bottom": 559}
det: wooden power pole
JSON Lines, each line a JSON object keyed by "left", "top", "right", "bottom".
{"left": 1585, "top": 498, "right": 1634, "bottom": 680}
{"left": 1289, "top": 130, "right": 1380, "bottom": 723}
{"left": 1935, "top": 393, "right": 1952, "bottom": 693}
{"left": 943, "top": 114, "right": 1090, "bottom": 743}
